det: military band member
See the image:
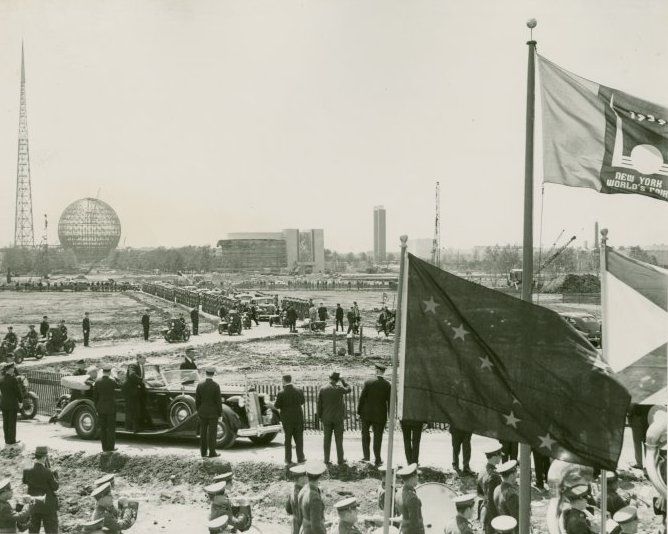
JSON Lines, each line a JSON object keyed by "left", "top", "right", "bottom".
{"left": 0, "top": 478, "right": 35, "bottom": 533}
{"left": 205, "top": 473, "right": 249, "bottom": 531}
{"left": 90, "top": 482, "right": 135, "bottom": 534}
{"left": 22, "top": 445, "right": 59, "bottom": 533}
{"left": 298, "top": 462, "right": 327, "bottom": 534}
{"left": 286, "top": 465, "right": 307, "bottom": 534}
{"left": 477, "top": 443, "right": 503, "bottom": 534}
{"left": 377, "top": 465, "right": 400, "bottom": 512}
{"left": 491, "top": 515, "right": 517, "bottom": 534}
{"left": 207, "top": 514, "right": 229, "bottom": 533}
{"left": 331, "top": 497, "right": 363, "bottom": 534}
{"left": 79, "top": 517, "right": 105, "bottom": 533}
{"left": 94, "top": 365, "right": 117, "bottom": 453}
{"left": 493, "top": 461, "right": 518, "bottom": 523}
{"left": 94, "top": 474, "right": 116, "bottom": 489}
{"left": 444, "top": 494, "right": 477, "bottom": 534}
{"left": 562, "top": 485, "right": 594, "bottom": 534}
{"left": 612, "top": 506, "right": 638, "bottom": 534}
{"left": 397, "top": 464, "right": 424, "bottom": 534}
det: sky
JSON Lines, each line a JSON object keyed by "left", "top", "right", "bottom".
{"left": 0, "top": 0, "right": 666, "bottom": 253}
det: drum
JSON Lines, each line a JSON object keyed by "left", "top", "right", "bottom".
{"left": 415, "top": 482, "right": 457, "bottom": 531}
{"left": 232, "top": 499, "right": 252, "bottom": 532}
{"left": 369, "top": 527, "right": 400, "bottom": 534}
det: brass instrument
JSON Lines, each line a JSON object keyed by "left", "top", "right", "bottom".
{"left": 645, "top": 408, "right": 667, "bottom": 497}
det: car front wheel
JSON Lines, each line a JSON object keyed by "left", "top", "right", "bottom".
{"left": 73, "top": 406, "right": 98, "bottom": 439}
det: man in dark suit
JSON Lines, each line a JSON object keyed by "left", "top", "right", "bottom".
{"left": 179, "top": 348, "right": 198, "bottom": 370}
{"left": 123, "top": 355, "right": 150, "bottom": 432}
{"left": 317, "top": 371, "right": 351, "bottom": 465}
{"left": 274, "top": 374, "right": 306, "bottom": 465}
{"left": 335, "top": 304, "right": 344, "bottom": 332}
{"left": 196, "top": 367, "right": 222, "bottom": 458}
{"left": 190, "top": 307, "right": 199, "bottom": 336}
{"left": 357, "top": 363, "right": 391, "bottom": 466}
{"left": 22, "top": 445, "right": 59, "bottom": 533}
{"left": 141, "top": 311, "right": 150, "bottom": 341}
{"left": 94, "top": 365, "right": 117, "bottom": 452}
{"left": 39, "top": 316, "right": 49, "bottom": 338}
{"left": 82, "top": 312, "right": 91, "bottom": 347}
{"left": 0, "top": 362, "right": 23, "bottom": 445}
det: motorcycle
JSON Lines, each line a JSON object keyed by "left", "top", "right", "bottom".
{"left": 0, "top": 339, "right": 18, "bottom": 362}
{"left": 228, "top": 312, "right": 243, "bottom": 336}
{"left": 242, "top": 313, "right": 252, "bottom": 330}
{"left": 162, "top": 319, "right": 191, "bottom": 343}
{"left": 13, "top": 336, "right": 44, "bottom": 364}
{"left": 37, "top": 330, "right": 76, "bottom": 355}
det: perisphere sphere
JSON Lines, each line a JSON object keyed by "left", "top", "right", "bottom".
{"left": 527, "top": 18, "right": 537, "bottom": 29}
{"left": 58, "top": 198, "right": 122, "bottom": 261}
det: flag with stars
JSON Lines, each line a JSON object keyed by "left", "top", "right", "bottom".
{"left": 603, "top": 247, "right": 668, "bottom": 405}
{"left": 397, "top": 254, "right": 630, "bottom": 470}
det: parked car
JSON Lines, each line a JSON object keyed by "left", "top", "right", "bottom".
{"left": 54, "top": 364, "right": 281, "bottom": 449}
{"left": 558, "top": 311, "right": 601, "bottom": 347}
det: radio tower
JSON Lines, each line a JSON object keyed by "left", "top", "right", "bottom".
{"left": 431, "top": 181, "right": 441, "bottom": 268}
{"left": 14, "top": 43, "right": 35, "bottom": 248}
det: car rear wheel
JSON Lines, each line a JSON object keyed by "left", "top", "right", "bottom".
{"left": 169, "top": 397, "right": 196, "bottom": 427}
{"left": 216, "top": 418, "right": 236, "bottom": 449}
{"left": 20, "top": 396, "right": 38, "bottom": 420}
{"left": 73, "top": 405, "right": 98, "bottom": 439}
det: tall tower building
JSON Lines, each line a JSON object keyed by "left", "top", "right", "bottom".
{"left": 14, "top": 43, "right": 35, "bottom": 247}
{"left": 373, "top": 206, "right": 386, "bottom": 263}
{"left": 594, "top": 221, "right": 599, "bottom": 249}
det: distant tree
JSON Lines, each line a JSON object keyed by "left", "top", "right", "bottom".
{"left": 626, "top": 246, "right": 658, "bottom": 266}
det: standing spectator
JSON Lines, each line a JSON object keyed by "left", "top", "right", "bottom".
{"left": 628, "top": 403, "right": 651, "bottom": 469}
{"left": 400, "top": 420, "right": 423, "bottom": 465}
{"left": 352, "top": 302, "right": 361, "bottom": 331}
{"left": 22, "top": 446, "right": 59, "bottom": 533}
{"left": 274, "top": 375, "right": 306, "bottom": 466}
{"left": 317, "top": 303, "right": 328, "bottom": 322}
{"left": 180, "top": 347, "right": 198, "bottom": 370}
{"left": 317, "top": 372, "right": 351, "bottom": 465}
{"left": 308, "top": 305, "right": 318, "bottom": 331}
{"left": 196, "top": 367, "right": 222, "bottom": 458}
{"left": 0, "top": 362, "right": 22, "bottom": 445}
{"left": 249, "top": 305, "right": 259, "bottom": 326}
{"left": 335, "top": 304, "right": 344, "bottom": 332}
{"left": 451, "top": 426, "right": 474, "bottom": 476}
{"left": 39, "top": 316, "right": 49, "bottom": 338}
{"left": 287, "top": 306, "right": 298, "bottom": 334}
{"left": 346, "top": 307, "right": 356, "bottom": 334}
{"left": 141, "top": 310, "right": 150, "bottom": 341}
{"left": 94, "top": 365, "right": 117, "bottom": 453}
{"left": 377, "top": 307, "right": 390, "bottom": 337}
{"left": 532, "top": 448, "right": 551, "bottom": 491}
{"left": 82, "top": 312, "right": 91, "bottom": 347}
{"left": 190, "top": 307, "right": 199, "bottom": 336}
{"left": 357, "top": 363, "right": 391, "bottom": 466}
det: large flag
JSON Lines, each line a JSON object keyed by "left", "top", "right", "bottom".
{"left": 603, "top": 248, "right": 668, "bottom": 404}
{"left": 537, "top": 55, "right": 668, "bottom": 202}
{"left": 397, "top": 254, "right": 630, "bottom": 470}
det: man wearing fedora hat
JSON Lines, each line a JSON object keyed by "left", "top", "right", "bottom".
{"left": 357, "top": 363, "right": 391, "bottom": 466}
{"left": 22, "top": 446, "right": 59, "bottom": 533}
{"left": 317, "top": 372, "right": 350, "bottom": 465}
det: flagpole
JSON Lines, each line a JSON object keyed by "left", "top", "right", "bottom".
{"left": 519, "top": 20, "right": 537, "bottom": 534}
{"left": 383, "top": 235, "right": 408, "bottom": 534}
{"left": 599, "top": 228, "right": 609, "bottom": 534}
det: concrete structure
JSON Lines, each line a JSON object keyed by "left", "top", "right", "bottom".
{"left": 373, "top": 206, "right": 386, "bottom": 263}
{"left": 217, "top": 229, "right": 325, "bottom": 273}
{"left": 58, "top": 198, "right": 122, "bottom": 262}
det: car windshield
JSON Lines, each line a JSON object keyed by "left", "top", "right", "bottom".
{"left": 162, "top": 369, "right": 201, "bottom": 386}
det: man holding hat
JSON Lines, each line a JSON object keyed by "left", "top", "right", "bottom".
{"left": 275, "top": 374, "right": 306, "bottom": 466}
{"left": 561, "top": 485, "right": 593, "bottom": 534}
{"left": 477, "top": 443, "right": 503, "bottom": 534}
{"left": 493, "top": 461, "right": 518, "bottom": 523}
{"left": 0, "top": 478, "right": 35, "bottom": 533}
{"left": 317, "top": 372, "right": 351, "bottom": 465}
{"left": 444, "top": 494, "right": 477, "bottom": 534}
{"left": 397, "top": 464, "right": 424, "bottom": 534}
{"left": 22, "top": 446, "right": 59, "bottom": 533}
{"left": 332, "top": 497, "right": 363, "bottom": 533}
{"left": 94, "top": 365, "right": 118, "bottom": 453}
{"left": 196, "top": 367, "right": 223, "bottom": 458}
{"left": 285, "top": 465, "right": 307, "bottom": 534}
{"left": 90, "top": 482, "right": 135, "bottom": 533}
{"left": 0, "top": 362, "right": 23, "bottom": 446}
{"left": 180, "top": 348, "right": 198, "bottom": 370}
{"left": 298, "top": 462, "right": 327, "bottom": 534}
{"left": 357, "top": 363, "right": 391, "bottom": 466}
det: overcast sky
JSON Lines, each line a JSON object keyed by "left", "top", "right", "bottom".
{"left": 0, "top": 0, "right": 666, "bottom": 253}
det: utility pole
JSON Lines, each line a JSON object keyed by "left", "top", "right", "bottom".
{"left": 431, "top": 181, "right": 441, "bottom": 268}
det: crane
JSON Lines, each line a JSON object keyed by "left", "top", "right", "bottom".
{"left": 431, "top": 181, "right": 441, "bottom": 268}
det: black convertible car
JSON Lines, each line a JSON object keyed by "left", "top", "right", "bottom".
{"left": 55, "top": 364, "right": 281, "bottom": 449}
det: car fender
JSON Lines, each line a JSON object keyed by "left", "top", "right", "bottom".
{"left": 58, "top": 398, "right": 95, "bottom": 424}
{"left": 221, "top": 404, "right": 241, "bottom": 431}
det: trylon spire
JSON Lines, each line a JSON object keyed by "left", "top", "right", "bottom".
{"left": 14, "top": 42, "right": 35, "bottom": 247}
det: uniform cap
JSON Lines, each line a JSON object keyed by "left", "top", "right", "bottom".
{"left": 94, "top": 474, "right": 115, "bottom": 488}
{"left": 28, "top": 324, "right": 35, "bottom": 328}
{"left": 0, "top": 479, "right": 11, "bottom": 492}
{"left": 101, "top": 364, "right": 112, "bottom": 372}
{"left": 612, "top": 506, "right": 638, "bottom": 524}
{"left": 81, "top": 518, "right": 105, "bottom": 532}
{"left": 205, "top": 367, "right": 216, "bottom": 375}
{"left": 76, "top": 359, "right": 86, "bottom": 365}
{"left": 397, "top": 463, "right": 418, "bottom": 478}
{"left": 491, "top": 515, "right": 517, "bottom": 533}
{"left": 91, "top": 482, "right": 112, "bottom": 500}
{"left": 204, "top": 481, "right": 227, "bottom": 495}
{"left": 305, "top": 462, "right": 327, "bottom": 477}
{"left": 374, "top": 363, "right": 387, "bottom": 372}
{"left": 289, "top": 465, "right": 306, "bottom": 476}
{"left": 34, "top": 446, "right": 48, "bottom": 457}
{"left": 377, "top": 465, "right": 397, "bottom": 474}
{"left": 453, "top": 494, "right": 477, "bottom": 510}
{"left": 565, "top": 484, "right": 591, "bottom": 501}
{"left": 483, "top": 443, "right": 504, "bottom": 457}
{"left": 497, "top": 460, "right": 518, "bottom": 475}
{"left": 213, "top": 472, "right": 233, "bottom": 483}
{"left": 334, "top": 497, "right": 358, "bottom": 512}
{"left": 208, "top": 515, "right": 229, "bottom": 531}
{"left": 605, "top": 471, "right": 618, "bottom": 482}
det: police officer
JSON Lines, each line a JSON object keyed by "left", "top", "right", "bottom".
{"left": 0, "top": 362, "right": 23, "bottom": 445}
{"left": 22, "top": 445, "right": 59, "bottom": 533}
{"left": 90, "top": 483, "right": 135, "bottom": 534}
{"left": 561, "top": 485, "right": 592, "bottom": 534}
{"left": 332, "top": 497, "right": 363, "bottom": 534}
{"left": 491, "top": 516, "right": 517, "bottom": 534}
{"left": 0, "top": 478, "right": 35, "bottom": 533}
{"left": 180, "top": 348, "right": 198, "bottom": 370}
{"left": 477, "top": 443, "right": 503, "bottom": 534}
{"left": 141, "top": 311, "right": 150, "bottom": 341}
{"left": 275, "top": 374, "right": 306, "bottom": 465}
{"left": 317, "top": 372, "right": 351, "bottom": 465}
{"left": 493, "top": 461, "right": 518, "bottom": 523}
{"left": 298, "top": 462, "right": 327, "bottom": 534}
{"left": 3, "top": 327, "right": 17, "bottom": 348}
{"left": 286, "top": 465, "right": 307, "bottom": 534}
{"left": 444, "top": 494, "right": 477, "bottom": 534}
{"left": 357, "top": 363, "right": 391, "bottom": 466}
{"left": 191, "top": 307, "right": 200, "bottom": 335}
{"left": 196, "top": 367, "right": 222, "bottom": 458}
{"left": 24, "top": 325, "right": 38, "bottom": 345}
{"left": 94, "top": 365, "right": 117, "bottom": 452}
{"left": 398, "top": 464, "right": 424, "bottom": 534}
{"left": 613, "top": 506, "right": 638, "bottom": 534}
{"left": 39, "top": 317, "right": 49, "bottom": 338}
{"left": 82, "top": 312, "right": 91, "bottom": 347}
{"left": 57, "top": 320, "right": 68, "bottom": 341}
{"left": 335, "top": 304, "right": 344, "bottom": 332}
